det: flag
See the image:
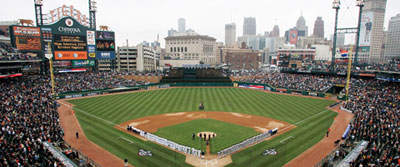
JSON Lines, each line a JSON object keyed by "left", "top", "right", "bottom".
{"left": 341, "top": 50, "right": 348, "bottom": 57}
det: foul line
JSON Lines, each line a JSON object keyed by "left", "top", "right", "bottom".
{"left": 118, "top": 136, "right": 135, "bottom": 144}
{"left": 279, "top": 109, "right": 330, "bottom": 132}
{"left": 280, "top": 136, "right": 295, "bottom": 144}
{"left": 58, "top": 100, "right": 124, "bottom": 129}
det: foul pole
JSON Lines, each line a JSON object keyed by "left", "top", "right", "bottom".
{"left": 345, "top": 45, "right": 353, "bottom": 101}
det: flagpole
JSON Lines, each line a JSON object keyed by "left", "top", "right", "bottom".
{"left": 345, "top": 45, "right": 353, "bottom": 101}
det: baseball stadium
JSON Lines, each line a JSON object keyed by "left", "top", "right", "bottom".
{"left": 1, "top": 0, "right": 399, "bottom": 167}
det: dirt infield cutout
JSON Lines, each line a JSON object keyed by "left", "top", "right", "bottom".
{"left": 116, "top": 111, "right": 295, "bottom": 167}
{"left": 118, "top": 111, "right": 293, "bottom": 134}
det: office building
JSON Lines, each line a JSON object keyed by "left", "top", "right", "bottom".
{"left": 178, "top": 18, "right": 186, "bottom": 33}
{"left": 225, "top": 23, "right": 236, "bottom": 46}
{"left": 313, "top": 17, "right": 324, "bottom": 38}
{"left": 362, "top": 0, "right": 387, "bottom": 63}
{"left": 271, "top": 25, "right": 280, "bottom": 37}
{"left": 296, "top": 14, "right": 308, "bottom": 37}
{"left": 165, "top": 35, "right": 217, "bottom": 66}
{"left": 384, "top": 14, "right": 400, "bottom": 62}
{"left": 243, "top": 17, "right": 256, "bottom": 36}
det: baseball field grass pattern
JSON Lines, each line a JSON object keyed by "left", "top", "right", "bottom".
{"left": 68, "top": 88, "right": 337, "bottom": 166}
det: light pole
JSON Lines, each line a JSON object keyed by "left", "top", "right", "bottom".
{"left": 331, "top": 0, "right": 340, "bottom": 71}
{"left": 354, "top": 0, "right": 365, "bottom": 65}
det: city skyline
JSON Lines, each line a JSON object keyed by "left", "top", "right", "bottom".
{"left": 1, "top": 0, "right": 399, "bottom": 47}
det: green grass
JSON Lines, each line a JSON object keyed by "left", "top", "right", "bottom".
{"left": 154, "top": 119, "right": 260, "bottom": 154}
{"left": 68, "top": 87, "right": 337, "bottom": 167}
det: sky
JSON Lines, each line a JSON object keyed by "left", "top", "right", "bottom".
{"left": 1, "top": 0, "right": 399, "bottom": 47}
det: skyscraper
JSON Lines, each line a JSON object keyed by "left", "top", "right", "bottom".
{"left": 337, "top": 33, "right": 345, "bottom": 48}
{"left": 362, "top": 0, "right": 387, "bottom": 63}
{"left": 243, "top": 17, "right": 256, "bottom": 36}
{"left": 271, "top": 25, "right": 280, "bottom": 37}
{"left": 168, "top": 28, "right": 177, "bottom": 37}
{"left": 384, "top": 14, "right": 400, "bottom": 62}
{"left": 225, "top": 23, "right": 236, "bottom": 46}
{"left": 178, "top": 18, "right": 185, "bottom": 33}
{"left": 296, "top": 14, "right": 308, "bottom": 37}
{"left": 313, "top": 17, "right": 324, "bottom": 38}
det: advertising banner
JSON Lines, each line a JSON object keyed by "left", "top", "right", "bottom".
{"left": 87, "top": 31, "right": 95, "bottom": 45}
{"left": 360, "top": 12, "right": 373, "bottom": 47}
{"left": 96, "top": 31, "right": 115, "bottom": 40}
{"left": 13, "top": 26, "right": 41, "bottom": 36}
{"left": 55, "top": 51, "right": 87, "bottom": 60}
{"left": 289, "top": 30, "right": 298, "bottom": 44}
{"left": 249, "top": 85, "right": 264, "bottom": 89}
{"left": 72, "top": 60, "right": 95, "bottom": 67}
{"left": 96, "top": 40, "right": 115, "bottom": 51}
{"left": 276, "top": 88, "right": 287, "bottom": 93}
{"left": 15, "top": 36, "right": 42, "bottom": 51}
{"left": 53, "top": 60, "right": 72, "bottom": 67}
{"left": 54, "top": 35, "right": 87, "bottom": 51}
{"left": 58, "top": 68, "right": 86, "bottom": 73}
{"left": 96, "top": 51, "right": 115, "bottom": 59}
{"left": 87, "top": 45, "right": 96, "bottom": 59}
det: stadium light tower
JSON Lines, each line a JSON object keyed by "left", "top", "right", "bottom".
{"left": 331, "top": 0, "right": 340, "bottom": 70}
{"left": 354, "top": 0, "right": 365, "bottom": 65}
{"left": 34, "top": 0, "right": 43, "bottom": 26}
{"left": 89, "top": 0, "right": 97, "bottom": 29}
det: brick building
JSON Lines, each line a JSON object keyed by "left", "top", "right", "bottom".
{"left": 222, "top": 48, "right": 261, "bottom": 70}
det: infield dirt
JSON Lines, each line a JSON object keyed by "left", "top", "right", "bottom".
{"left": 117, "top": 111, "right": 294, "bottom": 134}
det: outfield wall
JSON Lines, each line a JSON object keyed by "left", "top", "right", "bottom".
{"left": 234, "top": 81, "right": 331, "bottom": 98}
{"left": 57, "top": 81, "right": 336, "bottom": 100}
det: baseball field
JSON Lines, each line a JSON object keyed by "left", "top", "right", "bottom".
{"left": 67, "top": 87, "right": 337, "bottom": 166}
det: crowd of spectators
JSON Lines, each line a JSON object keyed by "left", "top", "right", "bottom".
{"left": 240, "top": 73, "right": 346, "bottom": 92}
{"left": 54, "top": 72, "right": 149, "bottom": 93}
{"left": 0, "top": 42, "right": 40, "bottom": 61}
{"left": 366, "top": 58, "right": 400, "bottom": 72}
{"left": 0, "top": 42, "right": 16, "bottom": 53}
{"left": 0, "top": 75, "right": 65, "bottom": 166}
{"left": 0, "top": 72, "right": 150, "bottom": 166}
{"left": 341, "top": 79, "right": 400, "bottom": 166}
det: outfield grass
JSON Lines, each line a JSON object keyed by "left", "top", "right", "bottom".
{"left": 68, "top": 88, "right": 337, "bottom": 166}
{"left": 154, "top": 119, "right": 260, "bottom": 154}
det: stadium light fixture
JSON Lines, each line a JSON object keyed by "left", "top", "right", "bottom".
{"left": 332, "top": 0, "right": 340, "bottom": 9}
{"left": 90, "top": 0, "right": 97, "bottom": 12}
{"left": 356, "top": 0, "right": 365, "bottom": 7}
{"left": 34, "top": 0, "right": 43, "bottom": 5}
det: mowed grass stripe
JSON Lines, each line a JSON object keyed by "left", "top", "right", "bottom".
{"left": 228, "top": 110, "right": 337, "bottom": 167}
{"left": 69, "top": 88, "right": 337, "bottom": 167}
{"left": 76, "top": 110, "right": 188, "bottom": 167}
